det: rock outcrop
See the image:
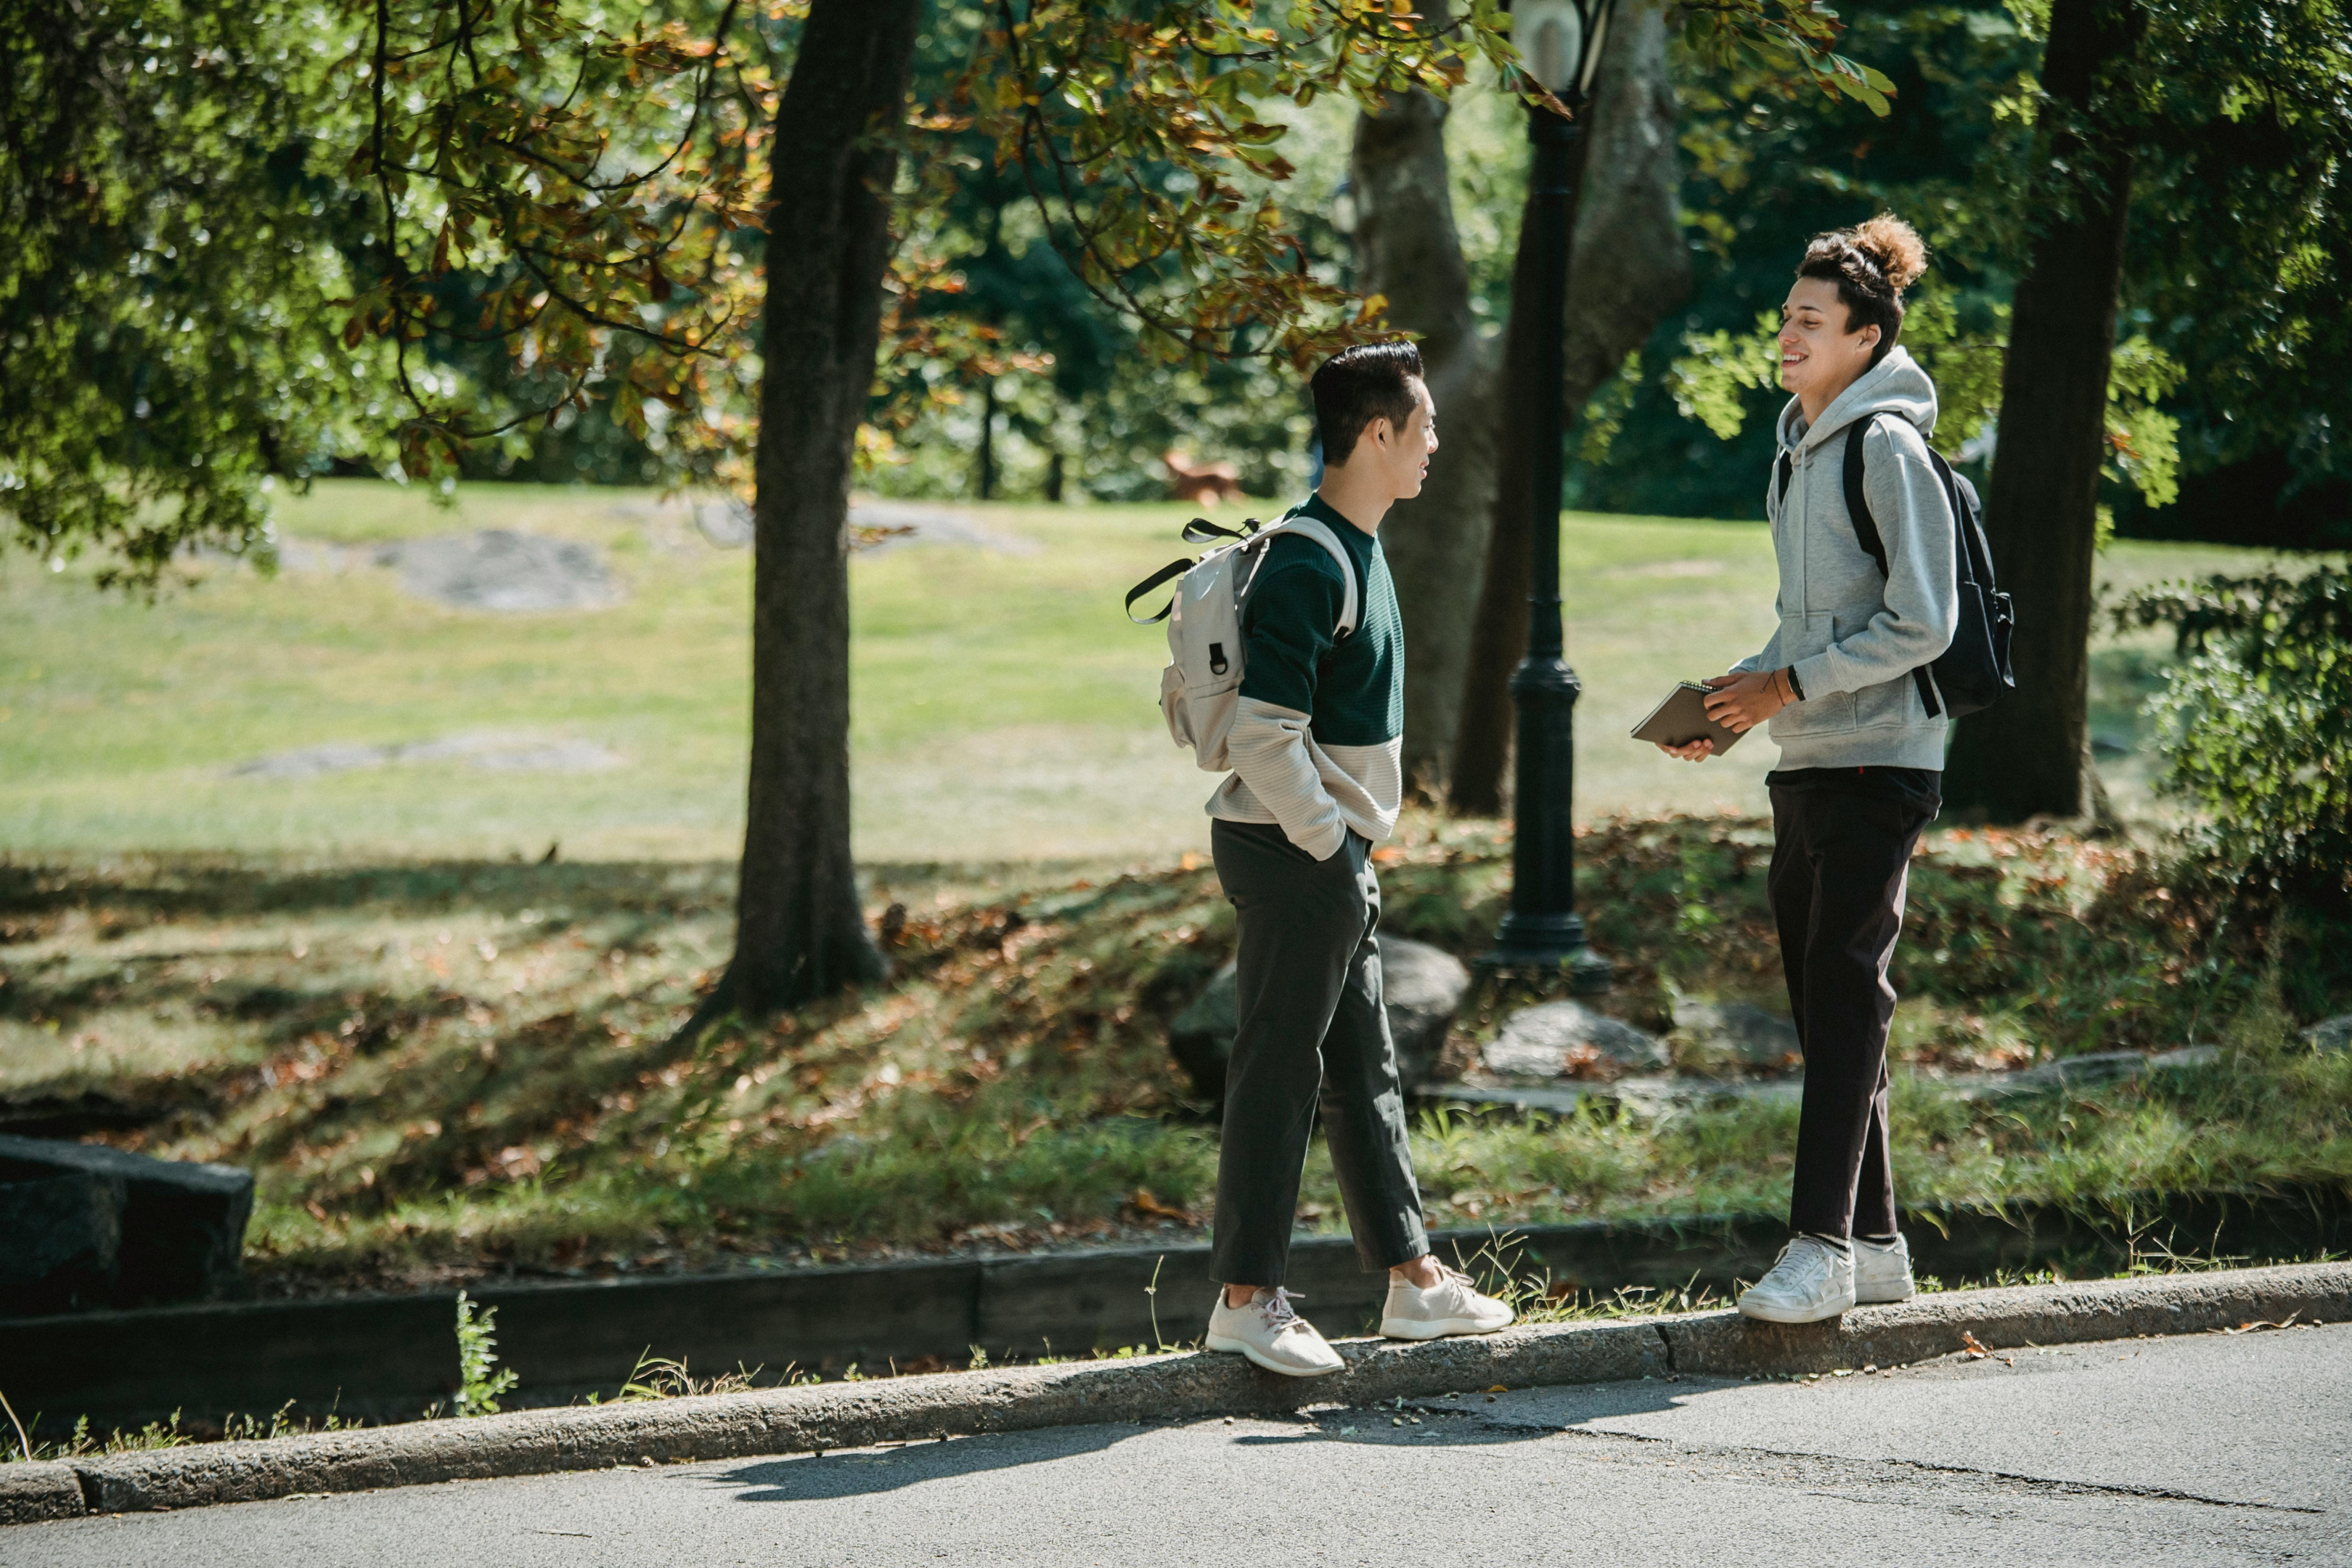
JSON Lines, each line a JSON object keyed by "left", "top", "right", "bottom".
{"left": 1481, "top": 1001, "right": 1668, "bottom": 1077}
{"left": 1168, "top": 937, "right": 1471, "bottom": 1105}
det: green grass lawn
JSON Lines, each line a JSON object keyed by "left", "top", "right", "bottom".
{"left": 0, "top": 479, "right": 2300, "bottom": 864}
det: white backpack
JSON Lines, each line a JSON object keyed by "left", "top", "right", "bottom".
{"left": 1124, "top": 515, "right": 1359, "bottom": 772}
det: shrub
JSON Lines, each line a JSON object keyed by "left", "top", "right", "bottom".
{"left": 2113, "top": 565, "right": 2352, "bottom": 900}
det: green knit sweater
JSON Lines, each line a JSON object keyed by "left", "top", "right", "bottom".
{"left": 1206, "top": 493, "right": 1407, "bottom": 858}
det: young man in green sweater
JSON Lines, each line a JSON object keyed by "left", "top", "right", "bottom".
{"left": 1201, "top": 341, "right": 1514, "bottom": 1377}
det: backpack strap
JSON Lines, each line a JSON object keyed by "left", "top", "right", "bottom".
{"left": 1838, "top": 415, "right": 1944, "bottom": 718}
{"left": 1840, "top": 418, "right": 1891, "bottom": 578}
{"left": 1124, "top": 517, "right": 1266, "bottom": 623}
{"left": 1124, "top": 559, "right": 1191, "bottom": 624}
{"left": 1251, "top": 515, "right": 1361, "bottom": 637}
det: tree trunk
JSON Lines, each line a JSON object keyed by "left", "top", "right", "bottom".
{"left": 1349, "top": 86, "right": 1501, "bottom": 798}
{"left": 977, "top": 377, "right": 999, "bottom": 500}
{"left": 1941, "top": 0, "right": 2146, "bottom": 822}
{"left": 732, "top": 0, "right": 917, "bottom": 1016}
{"left": 1447, "top": 0, "right": 1687, "bottom": 815}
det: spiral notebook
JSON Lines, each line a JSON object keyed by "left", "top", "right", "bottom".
{"left": 1630, "top": 681, "right": 1749, "bottom": 752}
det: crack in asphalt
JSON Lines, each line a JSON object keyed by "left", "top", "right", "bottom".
{"left": 1319, "top": 1408, "right": 2324, "bottom": 1516}
{"left": 1601, "top": 1436, "right": 2329, "bottom": 1516}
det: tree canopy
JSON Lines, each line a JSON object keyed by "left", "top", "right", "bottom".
{"left": 1588, "top": 1, "right": 2352, "bottom": 548}
{"left": 4, "top": 0, "right": 1906, "bottom": 586}
{"left": 0, "top": 4, "right": 399, "bottom": 585}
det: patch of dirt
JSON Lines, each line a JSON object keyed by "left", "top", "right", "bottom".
{"left": 384, "top": 528, "right": 621, "bottom": 610}
{"left": 229, "top": 732, "right": 623, "bottom": 780}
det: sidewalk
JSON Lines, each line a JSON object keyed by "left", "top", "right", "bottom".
{"left": 12, "top": 1299, "right": 2346, "bottom": 1565}
{"left": 5, "top": 1260, "right": 2343, "bottom": 1530}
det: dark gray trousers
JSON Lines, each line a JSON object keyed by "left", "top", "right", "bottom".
{"left": 1208, "top": 819, "right": 1429, "bottom": 1286}
{"left": 1768, "top": 778, "right": 1938, "bottom": 1240}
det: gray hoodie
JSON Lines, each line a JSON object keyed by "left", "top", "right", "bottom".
{"left": 1735, "top": 346, "right": 1961, "bottom": 771}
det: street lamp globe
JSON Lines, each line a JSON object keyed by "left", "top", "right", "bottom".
{"left": 1511, "top": 0, "right": 1612, "bottom": 101}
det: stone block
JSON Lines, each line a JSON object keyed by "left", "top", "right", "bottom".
{"left": 1167, "top": 936, "right": 1471, "bottom": 1104}
{"left": 0, "top": 1135, "right": 253, "bottom": 1307}
{"left": 0, "top": 1167, "right": 122, "bottom": 1315}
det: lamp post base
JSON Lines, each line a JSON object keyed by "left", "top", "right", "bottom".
{"left": 1480, "top": 910, "right": 1614, "bottom": 991}
{"left": 1479, "top": 650, "right": 1612, "bottom": 990}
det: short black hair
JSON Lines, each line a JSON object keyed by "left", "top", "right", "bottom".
{"left": 1312, "top": 341, "right": 1424, "bottom": 465}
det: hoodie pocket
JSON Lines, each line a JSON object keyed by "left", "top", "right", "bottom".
{"left": 1853, "top": 672, "right": 1924, "bottom": 731}
{"left": 1765, "top": 611, "right": 1853, "bottom": 738}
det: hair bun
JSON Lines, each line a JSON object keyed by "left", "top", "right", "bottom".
{"left": 1850, "top": 215, "right": 1928, "bottom": 293}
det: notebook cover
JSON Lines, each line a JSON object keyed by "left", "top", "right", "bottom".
{"left": 1630, "top": 681, "right": 1749, "bottom": 752}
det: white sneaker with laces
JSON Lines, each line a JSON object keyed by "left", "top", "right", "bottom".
{"left": 1853, "top": 1233, "right": 1915, "bottom": 1304}
{"left": 1205, "top": 1287, "right": 1344, "bottom": 1377}
{"left": 1379, "top": 1262, "right": 1515, "bottom": 1340}
{"left": 1737, "top": 1236, "right": 1856, "bottom": 1324}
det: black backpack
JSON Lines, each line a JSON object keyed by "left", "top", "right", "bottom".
{"left": 1776, "top": 417, "right": 2015, "bottom": 719}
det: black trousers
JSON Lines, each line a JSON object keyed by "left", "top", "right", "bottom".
{"left": 1208, "top": 819, "right": 1429, "bottom": 1286}
{"left": 1767, "top": 771, "right": 1939, "bottom": 1240}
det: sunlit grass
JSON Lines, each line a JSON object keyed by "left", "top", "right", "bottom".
{"left": 0, "top": 481, "right": 2309, "bottom": 864}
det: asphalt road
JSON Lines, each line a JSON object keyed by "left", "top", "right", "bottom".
{"left": 13, "top": 1321, "right": 2348, "bottom": 1567}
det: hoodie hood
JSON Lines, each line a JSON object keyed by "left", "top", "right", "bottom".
{"left": 1774, "top": 345, "right": 1939, "bottom": 455}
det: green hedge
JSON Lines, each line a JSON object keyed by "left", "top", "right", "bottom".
{"left": 2115, "top": 565, "right": 2352, "bottom": 899}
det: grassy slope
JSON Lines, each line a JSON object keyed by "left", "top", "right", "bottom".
{"left": 0, "top": 481, "right": 2302, "bottom": 863}
{"left": 4, "top": 817, "right": 2344, "bottom": 1297}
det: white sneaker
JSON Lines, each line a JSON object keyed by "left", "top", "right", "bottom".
{"left": 1853, "top": 1233, "right": 1915, "bottom": 1304}
{"left": 1205, "top": 1287, "right": 1344, "bottom": 1378}
{"left": 1379, "top": 1262, "right": 1515, "bottom": 1340}
{"left": 1737, "top": 1236, "right": 1856, "bottom": 1324}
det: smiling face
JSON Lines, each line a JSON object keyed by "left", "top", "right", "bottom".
{"left": 1363, "top": 376, "right": 1438, "bottom": 501}
{"left": 1779, "top": 276, "right": 1879, "bottom": 410}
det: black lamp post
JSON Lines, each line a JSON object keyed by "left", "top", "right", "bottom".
{"left": 1483, "top": 0, "right": 1614, "bottom": 988}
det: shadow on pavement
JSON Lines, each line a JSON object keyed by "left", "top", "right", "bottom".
{"left": 709, "top": 1378, "right": 1702, "bottom": 1503}
{"left": 711, "top": 1424, "right": 1138, "bottom": 1501}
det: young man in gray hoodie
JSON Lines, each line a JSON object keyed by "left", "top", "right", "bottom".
{"left": 1663, "top": 217, "right": 1959, "bottom": 1323}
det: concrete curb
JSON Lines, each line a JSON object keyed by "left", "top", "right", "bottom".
{"left": 0, "top": 1463, "right": 86, "bottom": 1525}
{"left": 13, "top": 1181, "right": 2345, "bottom": 1435}
{"left": 9, "top": 1260, "right": 2343, "bottom": 1526}
{"left": 1657, "top": 1258, "right": 2351, "bottom": 1376}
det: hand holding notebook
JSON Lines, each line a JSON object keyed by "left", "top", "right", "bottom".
{"left": 1631, "top": 678, "right": 1747, "bottom": 756}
